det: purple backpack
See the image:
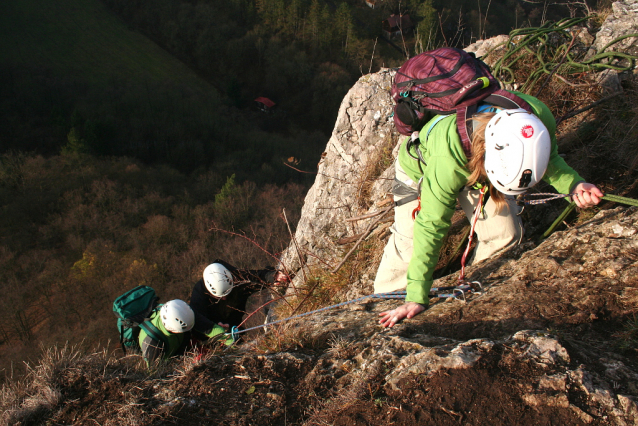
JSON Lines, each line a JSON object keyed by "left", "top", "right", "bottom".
{"left": 392, "top": 47, "right": 532, "bottom": 158}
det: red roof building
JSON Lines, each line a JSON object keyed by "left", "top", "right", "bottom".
{"left": 254, "top": 97, "right": 276, "bottom": 112}
{"left": 382, "top": 14, "right": 414, "bottom": 39}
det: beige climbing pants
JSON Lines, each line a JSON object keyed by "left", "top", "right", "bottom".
{"left": 373, "top": 160, "right": 524, "bottom": 294}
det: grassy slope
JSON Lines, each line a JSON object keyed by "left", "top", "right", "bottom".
{"left": 0, "top": 0, "right": 216, "bottom": 92}
{"left": 0, "top": 0, "right": 231, "bottom": 169}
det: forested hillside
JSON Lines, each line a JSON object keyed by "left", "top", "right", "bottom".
{"left": 0, "top": 0, "right": 326, "bottom": 181}
{"left": 1, "top": 0, "right": 602, "bottom": 176}
{"left": 0, "top": 152, "right": 305, "bottom": 378}
{"left": 0, "top": 0, "right": 615, "bottom": 383}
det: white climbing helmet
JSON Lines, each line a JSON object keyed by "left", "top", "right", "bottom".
{"left": 484, "top": 108, "right": 551, "bottom": 195}
{"left": 160, "top": 299, "right": 195, "bottom": 333}
{"left": 203, "top": 263, "right": 234, "bottom": 297}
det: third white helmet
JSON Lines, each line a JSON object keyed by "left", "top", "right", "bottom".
{"left": 484, "top": 109, "right": 551, "bottom": 195}
{"left": 203, "top": 263, "right": 234, "bottom": 297}
{"left": 160, "top": 300, "right": 195, "bottom": 333}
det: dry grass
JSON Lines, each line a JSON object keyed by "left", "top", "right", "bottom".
{"left": 1, "top": 343, "right": 80, "bottom": 424}
{"left": 327, "top": 334, "right": 354, "bottom": 359}
{"left": 355, "top": 133, "right": 397, "bottom": 211}
{"left": 252, "top": 321, "right": 320, "bottom": 353}
{"left": 614, "top": 314, "right": 638, "bottom": 353}
{"left": 303, "top": 361, "right": 384, "bottom": 426}
{"left": 0, "top": 340, "right": 208, "bottom": 425}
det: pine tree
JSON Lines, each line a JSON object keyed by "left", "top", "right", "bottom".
{"left": 415, "top": 0, "right": 438, "bottom": 53}
{"left": 306, "top": 0, "right": 321, "bottom": 48}
{"left": 335, "top": 3, "right": 353, "bottom": 51}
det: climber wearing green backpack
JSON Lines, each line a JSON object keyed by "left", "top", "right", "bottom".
{"left": 114, "top": 286, "right": 233, "bottom": 365}
{"left": 138, "top": 299, "right": 233, "bottom": 365}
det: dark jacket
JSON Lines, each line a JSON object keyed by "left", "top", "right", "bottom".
{"left": 190, "top": 259, "right": 276, "bottom": 337}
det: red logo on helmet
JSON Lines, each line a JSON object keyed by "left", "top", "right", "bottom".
{"left": 521, "top": 125, "right": 534, "bottom": 138}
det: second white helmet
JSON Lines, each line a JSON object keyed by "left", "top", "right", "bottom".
{"left": 484, "top": 109, "right": 551, "bottom": 195}
{"left": 203, "top": 263, "right": 234, "bottom": 297}
{"left": 160, "top": 299, "right": 195, "bottom": 333}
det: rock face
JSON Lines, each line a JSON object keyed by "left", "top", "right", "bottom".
{"left": 251, "top": 206, "right": 638, "bottom": 425}
{"left": 278, "top": 69, "right": 398, "bottom": 293}
{"left": 269, "top": 4, "right": 638, "bottom": 423}
{"left": 593, "top": 0, "right": 638, "bottom": 58}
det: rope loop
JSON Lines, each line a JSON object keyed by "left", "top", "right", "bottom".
{"left": 487, "top": 17, "right": 638, "bottom": 92}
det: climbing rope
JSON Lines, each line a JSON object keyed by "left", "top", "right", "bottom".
{"left": 227, "top": 284, "right": 481, "bottom": 339}
{"left": 225, "top": 187, "right": 637, "bottom": 341}
{"left": 483, "top": 17, "right": 638, "bottom": 94}
{"left": 227, "top": 188, "right": 490, "bottom": 340}
{"left": 520, "top": 192, "right": 638, "bottom": 207}
{"left": 536, "top": 192, "right": 638, "bottom": 238}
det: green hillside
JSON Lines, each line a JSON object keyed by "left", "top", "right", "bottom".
{"left": 0, "top": 0, "right": 213, "bottom": 85}
{"left": 0, "top": 0, "right": 322, "bottom": 181}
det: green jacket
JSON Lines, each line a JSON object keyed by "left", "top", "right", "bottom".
{"left": 138, "top": 310, "right": 232, "bottom": 365}
{"left": 398, "top": 93, "right": 584, "bottom": 305}
{"left": 138, "top": 311, "right": 187, "bottom": 365}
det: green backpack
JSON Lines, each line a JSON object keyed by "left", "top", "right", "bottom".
{"left": 113, "top": 285, "right": 167, "bottom": 354}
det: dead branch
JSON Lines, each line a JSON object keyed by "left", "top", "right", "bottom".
{"left": 331, "top": 205, "right": 393, "bottom": 274}
{"left": 208, "top": 225, "right": 282, "bottom": 265}
{"left": 337, "top": 233, "right": 364, "bottom": 245}
{"left": 553, "top": 74, "right": 593, "bottom": 88}
{"left": 556, "top": 91, "right": 623, "bottom": 125}
{"left": 283, "top": 162, "right": 348, "bottom": 182}
{"left": 345, "top": 208, "right": 391, "bottom": 222}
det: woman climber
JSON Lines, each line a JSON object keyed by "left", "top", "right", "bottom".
{"left": 376, "top": 93, "right": 602, "bottom": 328}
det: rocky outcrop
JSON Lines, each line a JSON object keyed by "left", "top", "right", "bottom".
{"left": 266, "top": 206, "right": 638, "bottom": 425}
{"left": 278, "top": 69, "right": 398, "bottom": 292}
{"left": 271, "top": 4, "right": 638, "bottom": 423}
{"left": 593, "top": 0, "right": 638, "bottom": 58}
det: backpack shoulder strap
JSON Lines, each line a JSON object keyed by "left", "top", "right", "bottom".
{"left": 404, "top": 114, "right": 451, "bottom": 168}
{"left": 139, "top": 320, "right": 169, "bottom": 349}
{"left": 455, "top": 90, "right": 533, "bottom": 158}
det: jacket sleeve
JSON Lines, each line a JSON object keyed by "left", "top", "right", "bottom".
{"left": 205, "top": 323, "right": 234, "bottom": 346}
{"left": 190, "top": 280, "right": 217, "bottom": 333}
{"left": 236, "top": 267, "right": 276, "bottom": 285}
{"left": 406, "top": 154, "right": 468, "bottom": 305}
{"left": 212, "top": 259, "right": 275, "bottom": 295}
